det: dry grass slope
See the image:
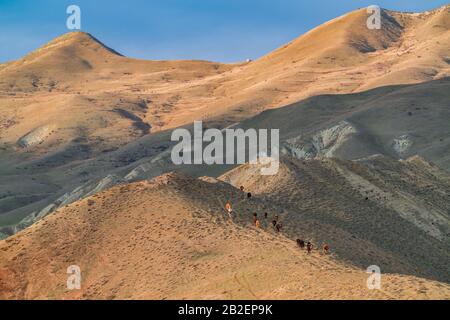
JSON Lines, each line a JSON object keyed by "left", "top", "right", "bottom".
{"left": 1, "top": 172, "right": 449, "bottom": 300}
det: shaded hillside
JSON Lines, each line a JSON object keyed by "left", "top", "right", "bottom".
{"left": 220, "top": 155, "right": 450, "bottom": 284}
{"left": 1, "top": 172, "right": 449, "bottom": 300}
{"left": 236, "top": 77, "right": 450, "bottom": 170}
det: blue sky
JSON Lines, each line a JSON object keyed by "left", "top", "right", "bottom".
{"left": 0, "top": 0, "right": 448, "bottom": 63}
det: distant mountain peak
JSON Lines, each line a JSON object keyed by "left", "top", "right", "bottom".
{"left": 39, "top": 31, "right": 123, "bottom": 57}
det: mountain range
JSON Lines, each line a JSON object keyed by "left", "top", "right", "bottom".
{"left": 0, "top": 5, "right": 449, "bottom": 299}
